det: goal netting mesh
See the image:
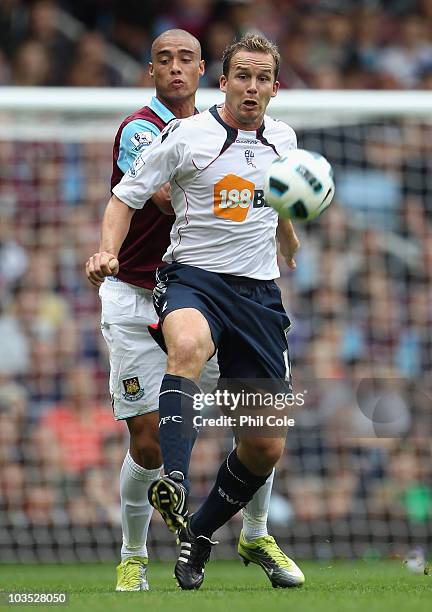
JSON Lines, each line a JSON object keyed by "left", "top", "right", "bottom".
{"left": 0, "top": 88, "right": 431, "bottom": 563}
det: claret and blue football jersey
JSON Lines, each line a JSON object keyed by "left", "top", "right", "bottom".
{"left": 110, "top": 96, "right": 177, "bottom": 289}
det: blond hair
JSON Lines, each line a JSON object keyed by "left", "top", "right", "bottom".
{"left": 222, "top": 33, "right": 280, "bottom": 80}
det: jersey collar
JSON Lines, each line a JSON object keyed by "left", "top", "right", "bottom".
{"left": 150, "top": 96, "right": 199, "bottom": 123}
{"left": 150, "top": 96, "right": 176, "bottom": 123}
{"left": 209, "top": 104, "right": 278, "bottom": 155}
{"left": 209, "top": 104, "right": 265, "bottom": 135}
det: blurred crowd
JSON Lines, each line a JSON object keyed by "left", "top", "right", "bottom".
{"left": 1, "top": 0, "right": 432, "bottom": 562}
{"left": 0, "top": 117, "right": 431, "bottom": 560}
{"left": 1, "top": 0, "right": 432, "bottom": 89}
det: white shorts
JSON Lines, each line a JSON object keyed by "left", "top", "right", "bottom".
{"left": 99, "top": 278, "right": 219, "bottom": 420}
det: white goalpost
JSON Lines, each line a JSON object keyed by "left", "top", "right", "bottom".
{"left": 0, "top": 88, "right": 431, "bottom": 140}
{"left": 1, "top": 87, "right": 432, "bottom": 114}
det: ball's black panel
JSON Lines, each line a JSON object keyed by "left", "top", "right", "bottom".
{"left": 290, "top": 200, "right": 308, "bottom": 219}
{"left": 269, "top": 176, "right": 289, "bottom": 196}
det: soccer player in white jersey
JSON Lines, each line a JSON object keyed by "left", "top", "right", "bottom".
{"left": 86, "top": 30, "right": 301, "bottom": 591}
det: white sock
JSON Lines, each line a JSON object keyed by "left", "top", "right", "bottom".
{"left": 120, "top": 450, "right": 161, "bottom": 560}
{"left": 241, "top": 468, "right": 275, "bottom": 541}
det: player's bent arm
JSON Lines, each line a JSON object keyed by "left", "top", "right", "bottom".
{"left": 277, "top": 218, "right": 300, "bottom": 270}
{"left": 118, "top": 119, "right": 174, "bottom": 214}
{"left": 85, "top": 195, "right": 135, "bottom": 287}
{"left": 151, "top": 182, "right": 174, "bottom": 215}
{"left": 112, "top": 119, "right": 191, "bottom": 209}
{"left": 100, "top": 194, "right": 136, "bottom": 255}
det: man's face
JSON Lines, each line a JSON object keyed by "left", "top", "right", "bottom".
{"left": 220, "top": 51, "right": 279, "bottom": 129}
{"left": 149, "top": 34, "right": 205, "bottom": 102}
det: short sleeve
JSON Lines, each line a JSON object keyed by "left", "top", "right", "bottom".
{"left": 117, "top": 119, "right": 161, "bottom": 173}
{"left": 113, "top": 119, "right": 192, "bottom": 209}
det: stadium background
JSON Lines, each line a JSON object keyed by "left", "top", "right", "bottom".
{"left": 0, "top": 0, "right": 431, "bottom": 564}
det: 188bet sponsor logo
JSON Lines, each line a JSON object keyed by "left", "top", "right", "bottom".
{"left": 214, "top": 174, "right": 267, "bottom": 222}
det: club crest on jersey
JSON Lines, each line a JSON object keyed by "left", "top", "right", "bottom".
{"left": 128, "top": 154, "right": 146, "bottom": 177}
{"left": 130, "top": 131, "right": 153, "bottom": 149}
{"left": 122, "top": 377, "right": 144, "bottom": 401}
{"left": 244, "top": 149, "right": 256, "bottom": 168}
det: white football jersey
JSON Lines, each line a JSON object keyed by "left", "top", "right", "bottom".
{"left": 113, "top": 105, "right": 297, "bottom": 279}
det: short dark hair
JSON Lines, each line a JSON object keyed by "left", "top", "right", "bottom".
{"left": 151, "top": 28, "right": 201, "bottom": 60}
{"left": 222, "top": 33, "right": 280, "bottom": 80}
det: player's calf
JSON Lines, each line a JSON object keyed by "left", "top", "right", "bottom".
{"left": 127, "top": 412, "right": 162, "bottom": 469}
{"left": 190, "top": 449, "right": 270, "bottom": 539}
{"left": 157, "top": 373, "right": 200, "bottom": 490}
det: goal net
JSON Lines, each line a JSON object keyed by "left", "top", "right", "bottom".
{"left": 0, "top": 88, "right": 431, "bottom": 563}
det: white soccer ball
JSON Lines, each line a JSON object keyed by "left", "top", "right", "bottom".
{"left": 404, "top": 549, "right": 426, "bottom": 574}
{"left": 264, "top": 149, "right": 335, "bottom": 221}
{"left": 405, "top": 558, "right": 425, "bottom": 574}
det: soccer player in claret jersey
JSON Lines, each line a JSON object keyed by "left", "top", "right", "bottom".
{"left": 86, "top": 30, "right": 301, "bottom": 591}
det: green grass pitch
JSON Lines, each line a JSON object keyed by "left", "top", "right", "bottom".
{"left": 1, "top": 560, "right": 431, "bottom": 612}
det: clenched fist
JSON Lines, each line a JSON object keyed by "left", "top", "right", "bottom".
{"left": 86, "top": 251, "right": 119, "bottom": 287}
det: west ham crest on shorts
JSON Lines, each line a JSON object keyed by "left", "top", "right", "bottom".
{"left": 122, "top": 377, "right": 145, "bottom": 401}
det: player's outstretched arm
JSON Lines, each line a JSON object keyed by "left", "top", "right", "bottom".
{"left": 276, "top": 218, "right": 300, "bottom": 270}
{"left": 86, "top": 195, "right": 135, "bottom": 287}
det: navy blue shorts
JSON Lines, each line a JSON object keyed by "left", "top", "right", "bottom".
{"left": 151, "top": 263, "right": 292, "bottom": 387}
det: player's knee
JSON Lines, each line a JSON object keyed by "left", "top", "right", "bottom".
{"left": 256, "top": 440, "right": 283, "bottom": 466}
{"left": 167, "top": 333, "right": 210, "bottom": 372}
{"left": 241, "top": 438, "right": 284, "bottom": 471}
